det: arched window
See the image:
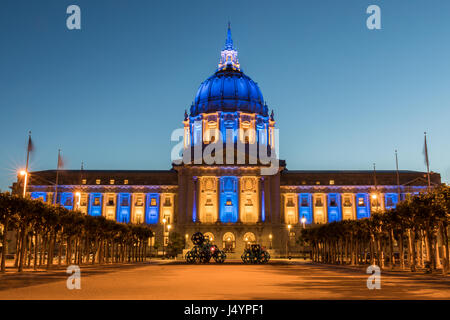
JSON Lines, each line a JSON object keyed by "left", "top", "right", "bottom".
{"left": 204, "top": 232, "right": 215, "bottom": 243}
{"left": 222, "top": 232, "right": 236, "bottom": 253}
{"left": 243, "top": 232, "right": 256, "bottom": 248}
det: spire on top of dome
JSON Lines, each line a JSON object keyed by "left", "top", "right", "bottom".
{"left": 218, "top": 22, "right": 240, "bottom": 71}
{"left": 224, "top": 21, "right": 233, "bottom": 50}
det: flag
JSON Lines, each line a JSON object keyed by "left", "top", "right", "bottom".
{"left": 27, "top": 134, "right": 34, "bottom": 153}
{"left": 423, "top": 132, "right": 429, "bottom": 168}
{"left": 57, "top": 150, "right": 65, "bottom": 170}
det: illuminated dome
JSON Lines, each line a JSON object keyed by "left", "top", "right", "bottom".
{"left": 190, "top": 25, "right": 268, "bottom": 117}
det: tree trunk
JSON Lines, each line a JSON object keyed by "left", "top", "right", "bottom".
{"left": 408, "top": 229, "right": 417, "bottom": 272}
{"left": 46, "top": 232, "right": 55, "bottom": 269}
{"left": 399, "top": 233, "right": 405, "bottom": 270}
{"left": 18, "top": 226, "right": 27, "bottom": 272}
{"left": 1, "top": 219, "right": 9, "bottom": 272}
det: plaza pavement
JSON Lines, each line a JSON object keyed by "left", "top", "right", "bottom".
{"left": 0, "top": 259, "right": 448, "bottom": 300}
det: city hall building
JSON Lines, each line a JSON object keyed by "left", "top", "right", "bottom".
{"left": 14, "top": 27, "right": 441, "bottom": 257}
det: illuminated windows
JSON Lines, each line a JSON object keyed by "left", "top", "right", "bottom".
{"left": 343, "top": 197, "right": 352, "bottom": 207}
{"left": 135, "top": 196, "right": 144, "bottom": 206}
{"left": 107, "top": 196, "right": 115, "bottom": 206}
{"left": 358, "top": 197, "right": 365, "bottom": 206}
{"left": 95, "top": 179, "right": 101, "bottom": 185}
{"left": 315, "top": 197, "right": 323, "bottom": 207}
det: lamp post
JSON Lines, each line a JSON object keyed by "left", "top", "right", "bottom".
{"left": 185, "top": 233, "right": 189, "bottom": 249}
{"left": 269, "top": 234, "right": 273, "bottom": 249}
{"left": 301, "top": 216, "right": 306, "bottom": 229}
{"left": 167, "top": 225, "right": 171, "bottom": 258}
{"left": 19, "top": 170, "right": 28, "bottom": 198}
{"left": 75, "top": 192, "right": 81, "bottom": 210}
{"left": 162, "top": 218, "right": 167, "bottom": 258}
{"left": 287, "top": 224, "right": 292, "bottom": 259}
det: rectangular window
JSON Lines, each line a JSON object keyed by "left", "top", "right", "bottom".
{"left": 107, "top": 196, "right": 114, "bottom": 206}
{"left": 329, "top": 180, "right": 335, "bottom": 185}
{"left": 358, "top": 197, "right": 365, "bottom": 206}
{"left": 150, "top": 198, "right": 157, "bottom": 206}
{"left": 343, "top": 197, "right": 352, "bottom": 207}
{"left": 110, "top": 179, "right": 115, "bottom": 185}
{"left": 315, "top": 197, "right": 323, "bottom": 207}
{"left": 301, "top": 196, "right": 309, "bottom": 207}
{"left": 94, "top": 197, "right": 100, "bottom": 206}
{"left": 96, "top": 179, "right": 101, "bottom": 185}
{"left": 121, "top": 197, "right": 129, "bottom": 207}
{"left": 124, "top": 179, "right": 129, "bottom": 185}
{"left": 82, "top": 179, "right": 87, "bottom": 185}
{"left": 163, "top": 197, "right": 172, "bottom": 207}
{"left": 135, "top": 196, "right": 143, "bottom": 206}
{"left": 286, "top": 198, "right": 295, "bottom": 207}
{"left": 329, "top": 195, "right": 337, "bottom": 207}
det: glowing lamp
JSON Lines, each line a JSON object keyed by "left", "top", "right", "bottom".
{"left": 19, "top": 170, "right": 26, "bottom": 176}
{"left": 371, "top": 194, "right": 377, "bottom": 200}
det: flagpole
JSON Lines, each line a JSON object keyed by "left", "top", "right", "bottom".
{"left": 23, "top": 131, "right": 32, "bottom": 197}
{"left": 373, "top": 163, "right": 378, "bottom": 189}
{"left": 54, "top": 149, "right": 61, "bottom": 205}
{"left": 395, "top": 150, "right": 401, "bottom": 200}
{"left": 424, "top": 132, "right": 431, "bottom": 191}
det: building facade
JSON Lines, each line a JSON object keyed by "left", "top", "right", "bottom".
{"left": 14, "top": 26, "right": 442, "bottom": 257}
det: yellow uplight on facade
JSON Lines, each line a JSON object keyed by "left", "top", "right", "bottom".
{"left": 269, "top": 234, "right": 272, "bottom": 239}
{"left": 371, "top": 194, "right": 377, "bottom": 199}
{"left": 168, "top": 225, "right": 171, "bottom": 230}
{"left": 162, "top": 218, "right": 167, "bottom": 224}
{"left": 288, "top": 224, "right": 292, "bottom": 230}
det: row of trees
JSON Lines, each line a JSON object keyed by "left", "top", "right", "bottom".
{"left": 0, "top": 192, "right": 154, "bottom": 272}
{"left": 300, "top": 185, "right": 449, "bottom": 274}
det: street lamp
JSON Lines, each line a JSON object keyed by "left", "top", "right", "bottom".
{"left": 162, "top": 218, "right": 167, "bottom": 258}
{"left": 19, "top": 170, "right": 28, "bottom": 198}
{"left": 301, "top": 216, "right": 306, "bottom": 229}
{"left": 269, "top": 234, "right": 273, "bottom": 249}
{"left": 75, "top": 192, "right": 81, "bottom": 210}
{"left": 185, "top": 233, "right": 189, "bottom": 249}
{"left": 287, "top": 224, "right": 292, "bottom": 259}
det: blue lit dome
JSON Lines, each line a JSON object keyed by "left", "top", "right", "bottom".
{"left": 190, "top": 25, "right": 268, "bottom": 117}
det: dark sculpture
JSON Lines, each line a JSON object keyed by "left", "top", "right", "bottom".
{"left": 185, "top": 232, "right": 226, "bottom": 264}
{"left": 241, "top": 244, "right": 270, "bottom": 264}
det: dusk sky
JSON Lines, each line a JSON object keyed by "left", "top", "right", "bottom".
{"left": 1, "top": 0, "right": 449, "bottom": 191}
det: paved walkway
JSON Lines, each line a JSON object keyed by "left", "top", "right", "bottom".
{"left": 0, "top": 260, "right": 448, "bottom": 299}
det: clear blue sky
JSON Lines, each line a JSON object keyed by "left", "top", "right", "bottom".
{"left": 1, "top": 0, "right": 449, "bottom": 191}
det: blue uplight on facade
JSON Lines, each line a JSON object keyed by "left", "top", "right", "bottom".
{"left": 261, "top": 190, "right": 265, "bottom": 222}
{"left": 299, "top": 193, "right": 313, "bottom": 224}
{"left": 31, "top": 192, "right": 47, "bottom": 202}
{"left": 59, "top": 192, "right": 74, "bottom": 210}
{"left": 88, "top": 193, "right": 102, "bottom": 216}
{"left": 385, "top": 193, "right": 398, "bottom": 209}
{"left": 146, "top": 193, "right": 159, "bottom": 224}
{"left": 327, "top": 193, "right": 342, "bottom": 222}
{"left": 356, "top": 193, "right": 370, "bottom": 219}
{"left": 219, "top": 176, "right": 238, "bottom": 223}
{"left": 117, "top": 193, "right": 131, "bottom": 223}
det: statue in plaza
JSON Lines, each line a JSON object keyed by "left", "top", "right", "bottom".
{"left": 185, "top": 232, "right": 226, "bottom": 264}
{"left": 241, "top": 244, "right": 270, "bottom": 264}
